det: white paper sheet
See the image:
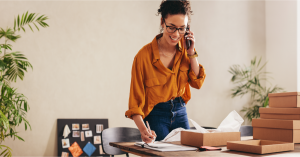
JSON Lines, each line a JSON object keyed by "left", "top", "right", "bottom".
{"left": 217, "top": 110, "right": 244, "bottom": 132}
{"left": 135, "top": 141, "right": 198, "bottom": 151}
{"left": 162, "top": 110, "right": 244, "bottom": 142}
{"left": 189, "top": 119, "right": 209, "bottom": 133}
{"left": 63, "top": 124, "right": 71, "bottom": 138}
{"left": 162, "top": 128, "right": 185, "bottom": 142}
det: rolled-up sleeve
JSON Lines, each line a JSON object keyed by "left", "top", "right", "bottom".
{"left": 125, "top": 56, "right": 145, "bottom": 119}
{"left": 188, "top": 64, "right": 206, "bottom": 89}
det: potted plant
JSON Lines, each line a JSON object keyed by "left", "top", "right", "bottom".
{"left": 0, "top": 11, "right": 49, "bottom": 156}
{"left": 229, "top": 57, "right": 284, "bottom": 122}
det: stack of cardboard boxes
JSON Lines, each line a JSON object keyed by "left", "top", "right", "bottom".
{"left": 252, "top": 92, "right": 300, "bottom": 143}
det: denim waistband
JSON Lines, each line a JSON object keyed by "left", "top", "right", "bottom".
{"left": 164, "top": 97, "right": 183, "bottom": 103}
{"left": 155, "top": 97, "right": 185, "bottom": 108}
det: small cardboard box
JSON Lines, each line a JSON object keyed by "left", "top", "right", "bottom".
{"left": 269, "top": 92, "right": 300, "bottom": 108}
{"left": 252, "top": 119, "right": 300, "bottom": 143}
{"left": 227, "top": 140, "right": 294, "bottom": 154}
{"left": 253, "top": 127, "right": 300, "bottom": 143}
{"left": 259, "top": 107, "right": 300, "bottom": 120}
{"left": 181, "top": 130, "right": 240, "bottom": 147}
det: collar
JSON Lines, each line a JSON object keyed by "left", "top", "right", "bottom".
{"left": 151, "top": 33, "right": 183, "bottom": 64}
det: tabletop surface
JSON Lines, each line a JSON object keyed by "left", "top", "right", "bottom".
{"left": 109, "top": 137, "right": 300, "bottom": 157}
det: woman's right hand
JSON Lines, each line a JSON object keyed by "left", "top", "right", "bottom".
{"left": 132, "top": 115, "right": 157, "bottom": 143}
{"left": 140, "top": 129, "right": 157, "bottom": 143}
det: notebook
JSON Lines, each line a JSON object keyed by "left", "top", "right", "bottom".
{"left": 134, "top": 141, "right": 198, "bottom": 152}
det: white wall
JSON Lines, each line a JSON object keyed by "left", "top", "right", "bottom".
{"left": 265, "top": 0, "right": 297, "bottom": 92}
{"left": 298, "top": 0, "right": 300, "bottom": 92}
{"left": 189, "top": 0, "right": 265, "bottom": 128}
{"left": 0, "top": 0, "right": 286, "bottom": 156}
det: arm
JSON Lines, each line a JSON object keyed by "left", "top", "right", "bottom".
{"left": 189, "top": 57, "right": 200, "bottom": 77}
{"left": 132, "top": 115, "right": 156, "bottom": 143}
{"left": 125, "top": 56, "right": 156, "bottom": 143}
{"left": 184, "top": 30, "right": 206, "bottom": 89}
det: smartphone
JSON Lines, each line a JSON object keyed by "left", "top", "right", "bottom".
{"left": 199, "top": 146, "right": 222, "bottom": 151}
{"left": 185, "top": 25, "right": 191, "bottom": 50}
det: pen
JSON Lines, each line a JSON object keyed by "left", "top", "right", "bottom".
{"left": 146, "top": 121, "right": 152, "bottom": 138}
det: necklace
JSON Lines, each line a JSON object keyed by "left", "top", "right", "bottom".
{"left": 158, "top": 38, "right": 176, "bottom": 57}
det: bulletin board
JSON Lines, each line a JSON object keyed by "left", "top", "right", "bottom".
{"left": 57, "top": 119, "right": 109, "bottom": 157}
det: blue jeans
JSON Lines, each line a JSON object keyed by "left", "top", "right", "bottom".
{"left": 143, "top": 97, "right": 190, "bottom": 141}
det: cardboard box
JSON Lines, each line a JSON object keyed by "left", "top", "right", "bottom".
{"left": 269, "top": 92, "right": 300, "bottom": 108}
{"left": 260, "top": 114, "right": 300, "bottom": 120}
{"left": 227, "top": 140, "right": 294, "bottom": 154}
{"left": 253, "top": 127, "right": 300, "bottom": 143}
{"left": 252, "top": 119, "right": 300, "bottom": 143}
{"left": 181, "top": 130, "right": 240, "bottom": 147}
{"left": 252, "top": 119, "right": 300, "bottom": 142}
{"left": 252, "top": 119, "right": 300, "bottom": 129}
{"left": 259, "top": 107, "right": 300, "bottom": 120}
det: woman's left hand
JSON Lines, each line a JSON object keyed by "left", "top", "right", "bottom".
{"left": 183, "top": 29, "right": 196, "bottom": 55}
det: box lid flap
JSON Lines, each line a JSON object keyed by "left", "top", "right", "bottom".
{"left": 268, "top": 92, "right": 300, "bottom": 97}
{"left": 252, "top": 118, "right": 300, "bottom": 129}
{"left": 259, "top": 108, "right": 300, "bottom": 114}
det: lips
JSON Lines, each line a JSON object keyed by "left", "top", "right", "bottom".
{"left": 170, "top": 36, "right": 180, "bottom": 42}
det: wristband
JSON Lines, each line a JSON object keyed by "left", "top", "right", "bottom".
{"left": 187, "top": 50, "right": 198, "bottom": 58}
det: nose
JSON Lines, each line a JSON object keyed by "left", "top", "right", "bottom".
{"left": 173, "top": 29, "right": 180, "bottom": 37}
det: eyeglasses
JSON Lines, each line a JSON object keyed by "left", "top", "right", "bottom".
{"left": 164, "top": 20, "right": 188, "bottom": 34}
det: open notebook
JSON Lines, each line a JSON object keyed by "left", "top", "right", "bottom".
{"left": 134, "top": 141, "right": 198, "bottom": 152}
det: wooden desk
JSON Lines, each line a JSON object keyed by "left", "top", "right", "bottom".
{"left": 109, "top": 137, "right": 300, "bottom": 156}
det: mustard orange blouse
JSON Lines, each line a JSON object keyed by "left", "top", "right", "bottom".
{"left": 125, "top": 34, "right": 206, "bottom": 119}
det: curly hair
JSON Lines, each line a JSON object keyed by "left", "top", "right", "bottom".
{"left": 157, "top": 0, "right": 193, "bottom": 32}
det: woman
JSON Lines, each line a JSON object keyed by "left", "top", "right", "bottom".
{"left": 125, "top": 0, "right": 206, "bottom": 143}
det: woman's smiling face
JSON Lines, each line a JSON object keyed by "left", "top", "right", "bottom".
{"left": 161, "top": 14, "right": 188, "bottom": 46}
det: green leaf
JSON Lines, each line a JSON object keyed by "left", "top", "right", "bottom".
{"left": 257, "top": 56, "right": 262, "bottom": 67}
{"left": 27, "top": 13, "right": 33, "bottom": 23}
{"left": 24, "top": 102, "right": 27, "bottom": 112}
{"left": 31, "top": 13, "right": 38, "bottom": 22}
{"left": 28, "top": 24, "right": 33, "bottom": 32}
{"left": 14, "top": 134, "right": 24, "bottom": 141}
{"left": 17, "top": 15, "right": 20, "bottom": 28}
{"left": 32, "top": 23, "right": 39, "bottom": 31}
{"left": 14, "top": 17, "right": 16, "bottom": 31}
{"left": 23, "top": 118, "right": 32, "bottom": 130}
{"left": 24, "top": 11, "right": 29, "bottom": 24}
{"left": 37, "top": 15, "right": 44, "bottom": 21}
{"left": 2, "top": 44, "right": 13, "bottom": 51}
{"left": 4, "top": 151, "right": 9, "bottom": 157}
{"left": 13, "top": 12, "right": 48, "bottom": 32}
{"left": 20, "top": 13, "right": 24, "bottom": 26}
{"left": 0, "top": 28, "right": 21, "bottom": 42}
{"left": 0, "top": 149, "right": 8, "bottom": 156}
{"left": 41, "top": 21, "right": 49, "bottom": 27}
{"left": 4, "top": 52, "right": 33, "bottom": 82}
{"left": 9, "top": 128, "right": 13, "bottom": 138}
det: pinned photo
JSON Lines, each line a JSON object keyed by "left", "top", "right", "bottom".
{"left": 94, "top": 135, "right": 101, "bottom": 144}
{"left": 62, "top": 138, "right": 70, "bottom": 148}
{"left": 61, "top": 152, "right": 69, "bottom": 157}
{"left": 72, "top": 123, "right": 80, "bottom": 130}
{"left": 81, "top": 131, "right": 85, "bottom": 141}
{"left": 99, "top": 145, "right": 104, "bottom": 154}
{"left": 85, "top": 130, "right": 93, "bottom": 137}
{"left": 73, "top": 131, "right": 80, "bottom": 137}
{"left": 96, "top": 124, "right": 103, "bottom": 133}
{"left": 82, "top": 124, "right": 89, "bottom": 130}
